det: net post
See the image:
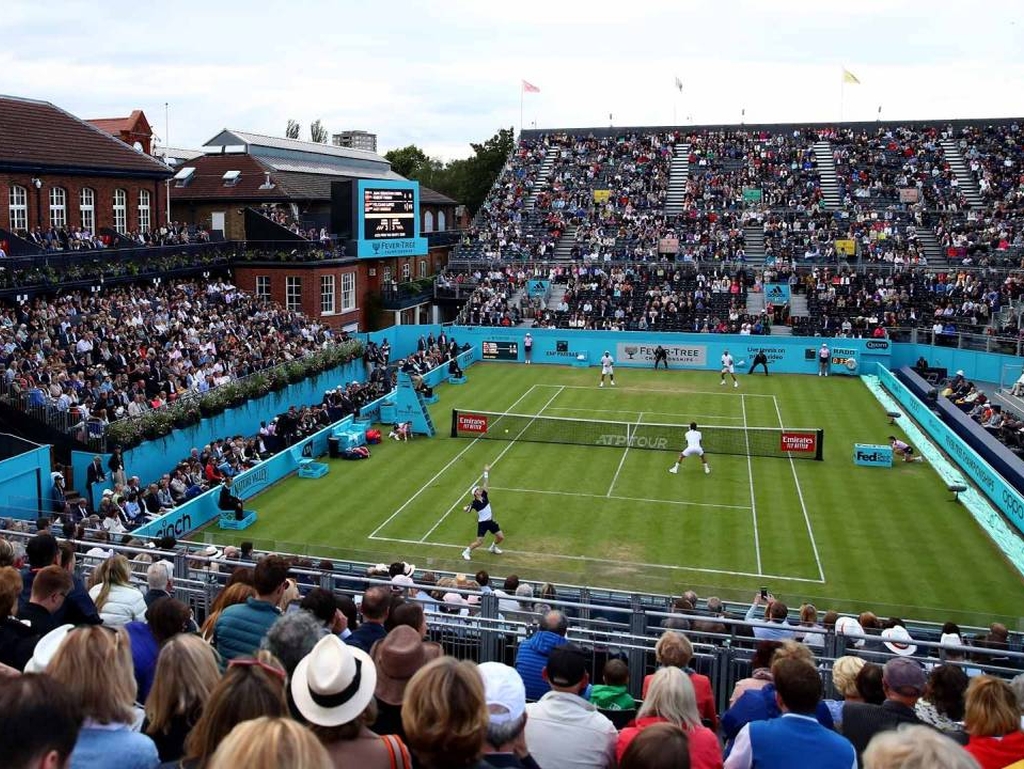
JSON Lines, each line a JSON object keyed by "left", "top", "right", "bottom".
{"left": 815, "top": 429, "right": 824, "bottom": 461}
{"left": 450, "top": 409, "right": 459, "bottom": 438}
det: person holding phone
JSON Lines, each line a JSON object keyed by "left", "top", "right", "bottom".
{"left": 744, "top": 590, "right": 796, "bottom": 640}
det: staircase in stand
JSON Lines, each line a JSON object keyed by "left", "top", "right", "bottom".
{"left": 552, "top": 225, "right": 579, "bottom": 261}
{"left": 526, "top": 147, "right": 558, "bottom": 210}
{"left": 938, "top": 139, "right": 984, "bottom": 208}
{"left": 915, "top": 227, "right": 946, "bottom": 267}
{"left": 746, "top": 291, "right": 765, "bottom": 315}
{"left": 743, "top": 225, "right": 766, "bottom": 265}
{"left": 546, "top": 283, "right": 568, "bottom": 311}
{"left": 813, "top": 140, "right": 842, "bottom": 210}
{"left": 664, "top": 143, "right": 690, "bottom": 216}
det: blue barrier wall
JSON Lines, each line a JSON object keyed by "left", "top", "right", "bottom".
{"left": 447, "top": 326, "right": 893, "bottom": 375}
{"left": 1, "top": 445, "right": 51, "bottom": 519}
{"left": 878, "top": 365, "right": 1024, "bottom": 534}
{"left": 890, "top": 343, "right": 1021, "bottom": 384}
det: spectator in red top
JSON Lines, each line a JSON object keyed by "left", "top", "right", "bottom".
{"left": 205, "top": 459, "right": 225, "bottom": 484}
{"left": 642, "top": 631, "right": 718, "bottom": 730}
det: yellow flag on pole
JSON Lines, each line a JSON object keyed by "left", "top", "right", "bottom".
{"left": 842, "top": 68, "right": 861, "bottom": 85}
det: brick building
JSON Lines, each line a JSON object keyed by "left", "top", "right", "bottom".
{"left": 0, "top": 96, "right": 172, "bottom": 244}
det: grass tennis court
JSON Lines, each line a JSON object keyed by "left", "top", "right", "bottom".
{"left": 208, "top": 363, "right": 1024, "bottom": 625}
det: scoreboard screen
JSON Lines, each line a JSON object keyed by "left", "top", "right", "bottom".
{"left": 482, "top": 341, "right": 519, "bottom": 361}
{"left": 362, "top": 188, "right": 415, "bottom": 240}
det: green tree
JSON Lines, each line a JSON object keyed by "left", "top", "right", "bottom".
{"left": 285, "top": 119, "right": 300, "bottom": 139}
{"left": 310, "top": 119, "right": 328, "bottom": 143}
{"left": 384, "top": 145, "right": 430, "bottom": 178}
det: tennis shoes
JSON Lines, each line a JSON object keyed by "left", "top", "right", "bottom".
{"left": 668, "top": 465, "right": 711, "bottom": 474}
{"left": 462, "top": 544, "right": 503, "bottom": 561}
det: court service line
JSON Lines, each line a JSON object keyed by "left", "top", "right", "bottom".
{"left": 740, "top": 394, "right": 763, "bottom": 574}
{"left": 365, "top": 534, "right": 826, "bottom": 584}
{"left": 535, "top": 384, "right": 776, "bottom": 398}
{"left": 607, "top": 411, "right": 643, "bottom": 497}
{"left": 488, "top": 485, "right": 752, "bottom": 512}
{"left": 417, "top": 387, "right": 567, "bottom": 543}
{"left": 772, "top": 395, "right": 826, "bottom": 583}
{"left": 545, "top": 406, "right": 745, "bottom": 422}
{"left": 369, "top": 384, "right": 540, "bottom": 539}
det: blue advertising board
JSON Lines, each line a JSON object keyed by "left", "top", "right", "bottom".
{"left": 764, "top": 283, "right": 791, "bottom": 303}
{"left": 526, "top": 279, "right": 551, "bottom": 297}
{"left": 353, "top": 179, "right": 428, "bottom": 258}
{"left": 853, "top": 443, "right": 893, "bottom": 467}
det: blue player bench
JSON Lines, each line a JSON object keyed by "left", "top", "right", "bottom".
{"left": 219, "top": 510, "right": 258, "bottom": 530}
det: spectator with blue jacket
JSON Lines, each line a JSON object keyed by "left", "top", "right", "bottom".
{"left": 514, "top": 610, "right": 569, "bottom": 701}
{"left": 213, "top": 555, "right": 290, "bottom": 661}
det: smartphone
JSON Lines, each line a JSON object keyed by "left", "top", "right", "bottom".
{"left": 760, "top": 586, "right": 768, "bottom": 600}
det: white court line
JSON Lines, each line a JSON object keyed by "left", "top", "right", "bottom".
{"left": 546, "top": 406, "right": 745, "bottom": 422}
{"left": 369, "top": 385, "right": 540, "bottom": 539}
{"left": 740, "top": 394, "right": 763, "bottom": 574}
{"left": 418, "top": 387, "right": 566, "bottom": 543}
{"left": 366, "top": 534, "right": 826, "bottom": 584}
{"left": 536, "top": 384, "right": 776, "bottom": 398}
{"left": 772, "top": 395, "right": 826, "bottom": 582}
{"left": 607, "top": 411, "right": 643, "bottom": 497}
{"left": 488, "top": 485, "right": 752, "bottom": 512}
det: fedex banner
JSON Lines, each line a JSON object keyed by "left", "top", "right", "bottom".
{"left": 616, "top": 343, "right": 707, "bottom": 367}
{"left": 781, "top": 432, "right": 817, "bottom": 453}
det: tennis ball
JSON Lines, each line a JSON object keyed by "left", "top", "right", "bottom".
{"left": 504, "top": 429, "right": 509, "bottom": 434}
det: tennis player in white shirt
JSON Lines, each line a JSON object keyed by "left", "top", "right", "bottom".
{"left": 669, "top": 422, "right": 711, "bottom": 475}
{"left": 721, "top": 350, "right": 739, "bottom": 388}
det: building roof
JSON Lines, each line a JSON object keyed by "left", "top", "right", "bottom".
{"left": 153, "top": 146, "right": 205, "bottom": 164}
{"left": 204, "top": 129, "right": 388, "bottom": 165}
{"left": 87, "top": 110, "right": 151, "bottom": 138}
{"left": 0, "top": 96, "right": 170, "bottom": 177}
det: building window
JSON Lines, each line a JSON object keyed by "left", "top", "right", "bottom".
{"left": 138, "top": 189, "right": 151, "bottom": 231}
{"left": 382, "top": 266, "right": 392, "bottom": 284}
{"left": 9, "top": 185, "right": 28, "bottom": 231}
{"left": 48, "top": 187, "right": 67, "bottom": 229}
{"left": 320, "top": 274, "right": 335, "bottom": 314}
{"left": 285, "top": 276, "right": 302, "bottom": 311}
{"left": 341, "top": 272, "right": 356, "bottom": 312}
{"left": 401, "top": 262, "right": 411, "bottom": 280}
{"left": 80, "top": 188, "right": 95, "bottom": 232}
{"left": 419, "top": 259, "right": 428, "bottom": 278}
{"left": 424, "top": 210, "right": 435, "bottom": 233}
{"left": 255, "top": 275, "right": 270, "bottom": 298}
{"left": 113, "top": 189, "right": 127, "bottom": 233}
{"left": 438, "top": 210, "right": 447, "bottom": 230}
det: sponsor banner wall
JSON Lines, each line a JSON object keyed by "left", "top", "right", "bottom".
{"left": 449, "top": 327, "right": 892, "bottom": 375}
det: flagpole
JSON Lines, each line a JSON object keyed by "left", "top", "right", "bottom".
{"left": 520, "top": 86, "right": 524, "bottom": 137}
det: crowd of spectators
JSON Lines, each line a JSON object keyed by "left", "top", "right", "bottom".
{"left": 1, "top": 529, "right": 1023, "bottom": 769}
{"left": 0, "top": 278, "right": 344, "bottom": 427}
{"left": 943, "top": 369, "right": 1024, "bottom": 458}
{"left": 19, "top": 221, "right": 213, "bottom": 253}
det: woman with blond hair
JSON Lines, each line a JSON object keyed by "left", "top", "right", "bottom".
{"left": 963, "top": 675, "right": 1024, "bottom": 768}
{"left": 617, "top": 667, "right": 722, "bottom": 768}
{"left": 143, "top": 634, "right": 221, "bottom": 763}
{"left": 200, "top": 581, "right": 256, "bottom": 641}
{"left": 48, "top": 625, "right": 159, "bottom": 768}
{"left": 642, "top": 631, "right": 718, "bottom": 729}
{"left": 87, "top": 554, "right": 147, "bottom": 626}
{"left": 179, "top": 650, "right": 289, "bottom": 769}
{"left": 208, "top": 717, "right": 331, "bottom": 769}
{"left": 822, "top": 655, "right": 866, "bottom": 729}
{"left": 863, "top": 725, "right": 980, "bottom": 769}
{"left": 402, "top": 657, "right": 490, "bottom": 769}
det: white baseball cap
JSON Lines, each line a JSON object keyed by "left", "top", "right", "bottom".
{"left": 478, "top": 661, "right": 526, "bottom": 724}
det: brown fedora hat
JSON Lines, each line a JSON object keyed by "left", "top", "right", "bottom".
{"left": 370, "top": 625, "right": 443, "bottom": 705}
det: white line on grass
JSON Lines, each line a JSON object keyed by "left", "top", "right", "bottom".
{"left": 417, "top": 387, "right": 567, "bottom": 543}
{"left": 546, "top": 406, "right": 745, "bottom": 422}
{"left": 607, "top": 412, "right": 643, "bottom": 497}
{"left": 365, "top": 534, "right": 826, "bottom": 584}
{"left": 369, "top": 385, "right": 540, "bottom": 539}
{"left": 488, "top": 485, "right": 752, "bottom": 511}
{"left": 772, "top": 395, "right": 826, "bottom": 582}
{"left": 536, "top": 384, "right": 776, "bottom": 398}
{"left": 740, "top": 394, "right": 763, "bottom": 574}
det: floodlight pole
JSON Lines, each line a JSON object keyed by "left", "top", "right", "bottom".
{"left": 165, "top": 102, "right": 171, "bottom": 226}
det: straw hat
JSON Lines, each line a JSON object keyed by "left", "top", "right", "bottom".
{"left": 291, "top": 635, "right": 377, "bottom": 727}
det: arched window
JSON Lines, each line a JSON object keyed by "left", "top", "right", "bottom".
{"left": 113, "top": 189, "right": 127, "bottom": 233}
{"left": 49, "top": 187, "right": 67, "bottom": 228}
{"left": 138, "top": 189, "right": 151, "bottom": 231}
{"left": 423, "top": 210, "right": 435, "bottom": 233}
{"left": 80, "top": 188, "right": 95, "bottom": 232}
{"left": 437, "top": 210, "right": 446, "bottom": 231}
{"left": 8, "top": 185, "right": 28, "bottom": 231}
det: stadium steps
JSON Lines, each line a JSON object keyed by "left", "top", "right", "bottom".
{"left": 939, "top": 139, "right": 985, "bottom": 208}
{"left": 770, "top": 324, "right": 793, "bottom": 336}
{"left": 526, "top": 147, "right": 558, "bottom": 210}
{"left": 664, "top": 143, "right": 691, "bottom": 216}
{"left": 743, "top": 225, "right": 766, "bottom": 264}
{"left": 813, "top": 140, "right": 842, "bottom": 209}
{"left": 747, "top": 291, "right": 765, "bottom": 315}
{"left": 552, "top": 225, "right": 579, "bottom": 261}
{"left": 789, "top": 293, "right": 809, "bottom": 318}
{"left": 546, "top": 283, "right": 568, "bottom": 311}
{"left": 916, "top": 227, "right": 946, "bottom": 267}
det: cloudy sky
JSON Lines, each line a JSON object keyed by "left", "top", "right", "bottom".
{"left": 3, "top": 1, "right": 1023, "bottom": 161}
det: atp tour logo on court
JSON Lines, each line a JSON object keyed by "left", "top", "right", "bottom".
{"left": 595, "top": 434, "right": 670, "bottom": 449}
{"left": 616, "top": 343, "right": 706, "bottom": 367}
{"left": 780, "top": 432, "right": 817, "bottom": 453}
{"left": 457, "top": 413, "right": 489, "bottom": 434}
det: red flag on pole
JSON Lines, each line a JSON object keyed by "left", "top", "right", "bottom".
{"left": 522, "top": 80, "right": 540, "bottom": 93}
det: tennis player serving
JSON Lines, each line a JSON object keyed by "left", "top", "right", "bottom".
{"left": 669, "top": 422, "right": 711, "bottom": 475}
{"left": 462, "top": 463, "right": 505, "bottom": 561}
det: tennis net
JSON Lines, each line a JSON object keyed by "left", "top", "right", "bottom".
{"left": 451, "top": 409, "right": 824, "bottom": 461}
